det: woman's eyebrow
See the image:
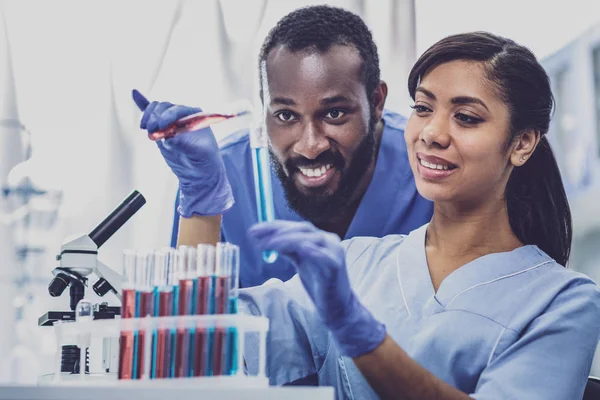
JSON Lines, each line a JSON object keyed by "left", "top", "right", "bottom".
{"left": 451, "top": 96, "right": 489, "bottom": 112}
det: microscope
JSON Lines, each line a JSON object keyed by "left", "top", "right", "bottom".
{"left": 38, "top": 190, "right": 146, "bottom": 376}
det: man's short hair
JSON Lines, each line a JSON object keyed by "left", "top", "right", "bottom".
{"left": 259, "top": 5, "right": 380, "bottom": 101}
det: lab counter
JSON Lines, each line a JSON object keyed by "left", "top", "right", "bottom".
{"left": 0, "top": 385, "right": 334, "bottom": 400}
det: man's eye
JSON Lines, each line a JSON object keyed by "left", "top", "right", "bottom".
{"left": 326, "top": 110, "right": 345, "bottom": 119}
{"left": 276, "top": 111, "right": 295, "bottom": 122}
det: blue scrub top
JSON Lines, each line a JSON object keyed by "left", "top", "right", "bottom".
{"left": 172, "top": 110, "right": 433, "bottom": 288}
{"left": 239, "top": 224, "right": 600, "bottom": 399}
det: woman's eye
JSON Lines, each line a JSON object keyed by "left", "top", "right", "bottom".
{"left": 410, "top": 104, "right": 431, "bottom": 113}
{"left": 326, "top": 110, "right": 345, "bottom": 119}
{"left": 276, "top": 111, "right": 295, "bottom": 122}
{"left": 455, "top": 112, "right": 482, "bottom": 124}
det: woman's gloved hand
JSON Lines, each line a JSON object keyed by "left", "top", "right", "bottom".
{"left": 132, "top": 89, "right": 233, "bottom": 216}
{"left": 248, "top": 220, "right": 386, "bottom": 358}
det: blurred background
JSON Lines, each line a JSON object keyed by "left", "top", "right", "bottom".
{"left": 0, "top": 0, "right": 599, "bottom": 383}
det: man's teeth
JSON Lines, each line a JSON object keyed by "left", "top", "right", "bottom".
{"left": 299, "top": 164, "right": 332, "bottom": 178}
{"left": 419, "top": 158, "right": 451, "bottom": 171}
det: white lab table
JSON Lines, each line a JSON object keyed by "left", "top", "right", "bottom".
{"left": 0, "top": 384, "right": 334, "bottom": 400}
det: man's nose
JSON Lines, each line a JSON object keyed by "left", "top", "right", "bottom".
{"left": 292, "top": 122, "right": 330, "bottom": 159}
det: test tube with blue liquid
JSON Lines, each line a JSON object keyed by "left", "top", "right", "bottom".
{"left": 250, "top": 125, "right": 278, "bottom": 263}
{"left": 225, "top": 243, "right": 240, "bottom": 375}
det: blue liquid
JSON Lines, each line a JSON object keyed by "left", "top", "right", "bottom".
{"left": 227, "top": 297, "right": 238, "bottom": 375}
{"left": 187, "top": 279, "right": 199, "bottom": 376}
{"left": 131, "top": 291, "right": 141, "bottom": 379}
{"left": 251, "top": 147, "right": 278, "bottom": 263}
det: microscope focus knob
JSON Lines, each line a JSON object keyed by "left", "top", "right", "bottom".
{"left": 92, "top": 277, "right": 116, "bottom": 297}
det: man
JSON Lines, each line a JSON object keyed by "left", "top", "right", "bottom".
{"left": 133, "top": 5, "right": 432, "bottom": 288}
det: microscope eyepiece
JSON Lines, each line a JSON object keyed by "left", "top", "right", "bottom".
{"left": 88, "top": 191, "right": 146, "bottom": 248}
{"left": 48, "top": 273, "right": 70, "bottom": 297}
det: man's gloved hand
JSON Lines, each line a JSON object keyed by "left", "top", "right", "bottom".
{"left": 132, "top": 89, "right": 233, "bottom": 216}
{"left": 248, "top": 220, "right": 386, "bottom": 358}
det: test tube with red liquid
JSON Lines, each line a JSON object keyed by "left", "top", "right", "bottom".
{"left": 193, "top": 244, "right": 215, "bottom": 376}
{"left": 147, "top": 101, "right": 252, "bottom": 141}
{"left": 174, "top": 246, "right": 196, "bottom": 377}
{"left": 135, "top": 252, "right": 155, "bottom": 379}
{"left": 118, "top": 250, "right": 137, "bottom": 380}
{"left": 151, "top": 248, "right": 175, "bottom": 379}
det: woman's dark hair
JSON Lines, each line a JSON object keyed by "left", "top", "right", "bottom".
{"left": 408, "top": 32, "right": 572, "bottom": 266}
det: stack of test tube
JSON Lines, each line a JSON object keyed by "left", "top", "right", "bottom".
{"left": 117, "top": 242, "right": 241, "bottom": 380}
{"left": 151, "top": 248, "right": 175, "bottom": 379}
{"left": 213, "top": 242, "right": 240, "bottom": 376}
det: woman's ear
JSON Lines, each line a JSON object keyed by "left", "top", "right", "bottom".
{"left": 511, "top": 129, "right": 541, "bottom": 166}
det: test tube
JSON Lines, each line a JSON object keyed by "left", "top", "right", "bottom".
{"left": 193, "top": 244, "right": 215, "bottom": 377}
{"left": 118, "top": 250, "right": 137, "bottom": 380}
{"left": 148, "top": 101, "right": 252, "bottom": 141}
{"left": 135, "top": 252, "right": 155, "bottom": 379}
{"left": 226, "top": 244, "right": 240, "bottom": 375}
{"left": 212, "top": 242, "right": 240, "bottom": 375}
{"left": 250, "top": 125, "right": 278, "bottom": 264}
{"left": 151, "top": 248, "right": 175, "bottom": 379}
{"left": 167, "top": 249, "right": 180, "bottom": 378}
{"left": 174, "top": 246, "right": 196, "bottom": 377}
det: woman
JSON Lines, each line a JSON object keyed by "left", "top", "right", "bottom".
{"left": 244, "top": 32, "right": 600, "bottom": 399}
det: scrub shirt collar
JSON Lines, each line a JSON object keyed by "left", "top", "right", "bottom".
{"left": 397, "top": 224, "right": 554, "bottom": 312}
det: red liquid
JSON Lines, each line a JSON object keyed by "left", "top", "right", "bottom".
{"left": 135, "top": 291, "right": 154, "bottom": 379}
{"left": 178, "top": 279, "right": 194, "bottom": 316}
{"left": 214, "top": 276, "right": 229, "bottom": 315}
{"left": 148, "top": 112, "right": 241, "bottom": 141}
{"left": 155, "top": 291, "right": 173, "bottom": 379}
{"left": 212, "top": 276, "right": 229, "bottom": 375}
{"left": 175, "top": 280, "right": 194, "bottom": 377}
{"left": 118, "top": 289, "right": 136, "bottom": 380}
{"left": 194, "top": 276, "right": 211, "bottom": 376}
{"left": 196, "top": 276, "right": 212, "bottom": 315}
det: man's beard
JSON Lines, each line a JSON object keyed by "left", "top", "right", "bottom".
{"left": 270, "top": 115, "right": 377, "bottom": 224}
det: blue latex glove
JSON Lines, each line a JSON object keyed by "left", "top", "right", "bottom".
{"left": 132, "top": 89, "right": 234, "bottom": 217}
{"left": 248, "top": 220, "right": 386, "bottom": 358}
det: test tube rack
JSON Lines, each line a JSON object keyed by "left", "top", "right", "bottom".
{"left": 41, "top": 314, "right": 269, "bottom": 388}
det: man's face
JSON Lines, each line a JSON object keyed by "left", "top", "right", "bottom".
{"left": 264, "top": 44, "right": 377, "bottom": 222}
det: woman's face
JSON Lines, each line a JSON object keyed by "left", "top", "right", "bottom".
{"left": 405, "top": 60, "right": 514, "bottom": 208}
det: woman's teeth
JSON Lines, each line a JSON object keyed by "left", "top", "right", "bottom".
{"left": 419, "top": 158, "right": 451, "bottom": 170}
{"left": 299, "top": 164, "right": 332, "bottom": 178}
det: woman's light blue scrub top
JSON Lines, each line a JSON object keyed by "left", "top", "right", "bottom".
{"left": 240, "top": 224, "right": 600, "bottom": 399}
